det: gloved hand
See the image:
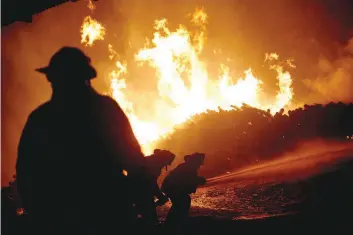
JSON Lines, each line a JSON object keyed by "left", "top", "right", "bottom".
{"left": 155, "top": 194, "right": 169, "bottom": 207}
{"left": 199, "top": 177, "right": 207, "bottom": 185}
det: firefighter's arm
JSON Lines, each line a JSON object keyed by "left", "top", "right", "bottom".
{"left": 198, "top": 176, "right": 207, "bottom": 185}
{"left": 151, "top": 181, "right": 165, "bottom": 199}
{"left": 153, "top": 179, "right": 169, "bottom": 206}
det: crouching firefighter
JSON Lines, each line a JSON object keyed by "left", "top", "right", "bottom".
{"left": 161, "top": 153, "right": 206, "bottom": 225}
{"left": 134, "top": 149, "right": 176, "bottom": 226}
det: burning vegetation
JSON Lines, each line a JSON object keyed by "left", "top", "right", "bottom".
{"left": 157, "top": 103, "right": 353, "bottom": 177}
{"left": 78, "top": 3, "right": 352, "bottom": 178}
{"left": 80, "top": 6, "right": 296, "bottom": 154}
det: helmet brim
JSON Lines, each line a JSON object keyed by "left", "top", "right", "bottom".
{"left": 35, "top": 66, "right": 50, "bottom": 74}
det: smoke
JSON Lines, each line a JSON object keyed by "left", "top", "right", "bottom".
{"left": 303, "top": 38, "right": 353, "bottom": 103}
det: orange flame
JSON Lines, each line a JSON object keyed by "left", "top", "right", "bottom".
{"left": 80, "top": 16, "right": 105, "bottom": 46}
{"left": 265, "top": 53, "right": 294, "bottom": 114}
{"left": 81, "top": 8, "right": 294, "bottom": 154}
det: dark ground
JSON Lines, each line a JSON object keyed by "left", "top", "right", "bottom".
{"left": 157, "top": 155, "right": 353, "bottom": 234}
{"left": 3, "top": 154, "right": 352, "bottom": 235}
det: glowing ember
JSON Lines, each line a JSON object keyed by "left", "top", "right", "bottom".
{"left": 80, "top": 16, "right": 105, "bottom": 46}
{"left": 16, "top": 208, "right": 24, "bottom": 216}
{"left": 87, "top": 0, "right": 96, "bottom": 12}
{"left": 81, "top": 8, "right": 294, "bottom": 154}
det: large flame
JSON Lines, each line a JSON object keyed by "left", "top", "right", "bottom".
{"left": 81, "top": 8, "right": 294, "bottom": 154}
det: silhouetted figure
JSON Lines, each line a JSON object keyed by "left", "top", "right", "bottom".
{"left": 16, "top": 47, "right": 147, "bottom": 235}
{"left": 161, "top": 153, "right": 206, "bottom": 225}
{"left": 135, "top": 149, "right": 175, "bottom": 226}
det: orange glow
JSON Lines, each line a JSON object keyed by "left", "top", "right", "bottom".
{"left": 81, "top": 8, "right": 294, "bottom": 154}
